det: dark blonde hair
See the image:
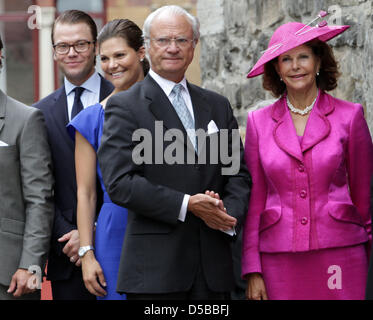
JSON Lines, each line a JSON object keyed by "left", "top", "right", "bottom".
{"left": 263, "top": 39, "right": 340, "bottom": 97}
{"left": 52, "top": 10, "right": 97, "bottom": 45}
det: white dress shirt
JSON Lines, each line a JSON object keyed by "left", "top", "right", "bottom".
{"left": 65, "top": 71, "right": 101, "bottom": 121}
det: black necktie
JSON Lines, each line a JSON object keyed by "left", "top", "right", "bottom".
{"left": 71, "top": 87, "right": 85, "bottom": 119}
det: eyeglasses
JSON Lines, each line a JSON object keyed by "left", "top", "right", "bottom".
{"left": 53, "top": 40, "right": 95, "bottom": 55}
{"left": 150, "top": 37, "right": 195, "bottom": 48}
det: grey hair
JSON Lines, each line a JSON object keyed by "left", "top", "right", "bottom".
{"left": 143, "top": 5, "right": 200, "bottom": 49}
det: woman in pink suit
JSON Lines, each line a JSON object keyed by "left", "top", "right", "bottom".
{"left": 242, "top": 13, "right": 373, "bottom": 300}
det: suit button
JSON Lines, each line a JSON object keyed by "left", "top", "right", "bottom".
{"left": 298, "top": 163, "right": 305, "bottom": 172}
{"left": 301, "top": 217, "right": 308, "bottom": 225}
{"left": 300, "top": 190, "right": 307, "bottom": 198}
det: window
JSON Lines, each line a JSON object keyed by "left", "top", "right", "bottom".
{"left": 0, "top": 0, "right": 36, "bottom": 105}
{"left": 57, "top": 0, "right": 103, "bottom": 13}
{"left": 56, "top": 0, "right": 105, "bottom": 31}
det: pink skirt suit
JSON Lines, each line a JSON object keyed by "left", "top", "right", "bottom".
{"left": 241, "top": 90, "right": 373, "bottom": 299}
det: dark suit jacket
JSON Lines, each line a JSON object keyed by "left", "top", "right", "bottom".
{"left": 97, "top": 74, "right": 251, "bottom": 294}
{"left": 33, "top": 75, "right": 113, "bottom": 281}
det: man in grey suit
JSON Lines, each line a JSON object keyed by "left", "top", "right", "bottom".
{"left": 0, "top": 35, "right": 54, "bottom": 300}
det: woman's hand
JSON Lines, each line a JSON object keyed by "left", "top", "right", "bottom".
{"left": 81, "top": 251, "right": 107, "bottom": 297}
{"left": 245, "top": 272, "right": 268, "bottom": 300}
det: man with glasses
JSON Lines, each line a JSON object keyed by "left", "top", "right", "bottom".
{"left": 33, "top": 10, "right": 113, "bottom": 300}
{"left": 98, "top": 5, "right": 250, "bottom": 300}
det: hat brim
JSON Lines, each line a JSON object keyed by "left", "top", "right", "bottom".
{"left": 247, "top": 25, "right": 350, "bottom": 78}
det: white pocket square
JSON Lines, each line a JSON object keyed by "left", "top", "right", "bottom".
{"left": 0, "top": 140, "right": 8, "bottom": 147}
{"left": 207, "top": 120, "right": 219, "bottom": 135}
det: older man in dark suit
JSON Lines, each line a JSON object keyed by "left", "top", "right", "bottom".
{"left": 98, "top": 5, "right": 251, "bottom": 300}
{"left": 33, "top": 10, "right": 113, "bottom": 300}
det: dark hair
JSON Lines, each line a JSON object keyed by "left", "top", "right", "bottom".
{"left": 0, "top": 35, "right": 3, "bottom": 50}
{"left": 98, "top": 19, "right": 149, "bottom": 76}
{"left": 263, "top": 39, "right": 340, "bottom": 97}
{"left": 51, "top": 10, "right": 98, "bottom": 45}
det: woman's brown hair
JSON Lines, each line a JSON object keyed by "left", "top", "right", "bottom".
{"left": 263, "top": 39, "right": 340, "bottom": 97}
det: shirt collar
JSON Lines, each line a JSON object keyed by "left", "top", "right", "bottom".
{"left": 65, "top": 71, "right": 101, "bottom": 96}
{"left": 149, "top": 69, "right": 188, "bottom": 97}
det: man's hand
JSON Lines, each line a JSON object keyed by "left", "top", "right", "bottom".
{"left": 58, "top": 229, "right": 81, "bottom": 266}
{"left": 205, "top": 190, "right": 226, "bottom": 212}
{"left": 7, "top": 269, "right": 37, "bottom": 297}
{"left": 188, "top": 193, "right": 236, "bottom": 231}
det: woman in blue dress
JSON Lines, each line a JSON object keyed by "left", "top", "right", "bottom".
{"left": 67, "top": 19, "right": 148, "bottom": 300}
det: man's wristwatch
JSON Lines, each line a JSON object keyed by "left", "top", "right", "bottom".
{"left": 78, "top": 245, "right": 94, "bottom": 258}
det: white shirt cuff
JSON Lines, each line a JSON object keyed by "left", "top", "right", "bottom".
{"left": 222, "top": 227, "right": 236, "bottom": 237}
{"left": 178, "top": 194, "right": 190, "bottom": 222}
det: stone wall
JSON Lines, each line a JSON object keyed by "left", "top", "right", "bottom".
{"left": 197, "top": 0, "right": 373, "bottom": 135}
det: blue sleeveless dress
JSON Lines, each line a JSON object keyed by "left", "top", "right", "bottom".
{"left": 67, "top": 103, "right": 127, "bottom": 300}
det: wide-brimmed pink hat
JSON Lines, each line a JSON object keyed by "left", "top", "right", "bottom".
{"left": 247, "top": 11, "right": 349, "bottom": 78}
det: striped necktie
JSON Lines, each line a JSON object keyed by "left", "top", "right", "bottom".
{"left": 171, "top": 84, "right": 197, "bottom": 151}
{"left": 71, "top": 87, "right": 85, "bottom": 119}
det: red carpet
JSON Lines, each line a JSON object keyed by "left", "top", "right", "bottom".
{"left": 41, "top": 264, "right": 52, "bottom": 300}
{"left": 41, "top": 278, "right": 52, "bottom": 300}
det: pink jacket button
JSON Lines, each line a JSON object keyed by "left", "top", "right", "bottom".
{"left": 300, "top": 190, "right": 307, "bottom": 198}
{"left": 301, "top": 217, "right": 308, "bottom": 225}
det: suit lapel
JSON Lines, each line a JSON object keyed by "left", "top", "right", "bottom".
{"left": 188, "top": 82, "right": 212, "bottom": 155}
{"left": 272, "top": 96, "right": 303, "bottom": 162}
{"left": 301, "top": 91, "right": 333, "bottom": 153}
{"left": 49, "top": 86, "right": 74, "bottom": 151}
{"left": 0, "top": 90, "right": 6, "bottom": 133}
{"left": 99, "top": 74, "right": 114, "bottom": 101}
{"left": 145, "top": 75, "right": 195, "bottom": 152}
{"left": 145, "top": 75, "right": 213, "bottom": 155}
{"left": 188, "top": 82, "right": 211, "bottom": 132}
{"left": 272, "top": 91, "right": 333, "bottom": 161}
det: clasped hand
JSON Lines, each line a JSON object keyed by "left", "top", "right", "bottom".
{"left": 188, "top": 190, "right": 236, "bottom": 231}
{"left": 58, "top": 229, "right": 81, "bottom": 267}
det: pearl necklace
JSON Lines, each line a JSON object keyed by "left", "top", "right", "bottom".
{"left": 286, "top": 91, "right": 318, "bottom": 115}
